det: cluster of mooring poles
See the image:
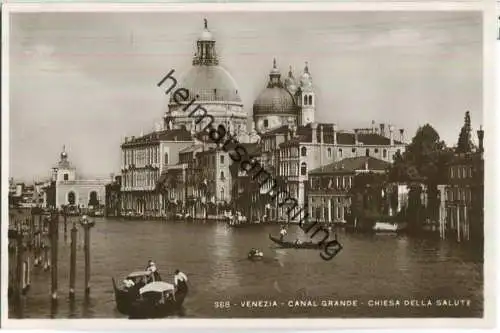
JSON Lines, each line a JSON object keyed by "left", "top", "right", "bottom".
{"left": 8, "top": 208, "right": 95, "bottom": 314}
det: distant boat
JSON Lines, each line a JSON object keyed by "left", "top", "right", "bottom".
{"left": 268, "top": 234, "right": 325, "bottom": 249}
{"left": 373, "top": 222, "right": 407, "bottom": 233}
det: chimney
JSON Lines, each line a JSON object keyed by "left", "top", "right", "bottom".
{"left": 319, "top": 125, "right": 324, "bottom": 143}
{"left": 399, "top": 129, "right": 404, "bottom": 143}
{"left": 332, "top": 123, "right": 337, "bottom": 145}
{"left": 380, "top": 124, "right": 385, "bottom": 137}
{"left": 371, "top": 120, "right": 376, "bottom": 133}
{"left": 354, "top": 129, "right": 359, "bottom": 145}
{"left": 389, "top": 125, "right": 394, "bottom": 146}
{"left": 124, "top": 137, "right": 129, "bottom": 143}
{"left": 477, "top": 125, "right": 484, "bottom": 153}
{"left": 311, "top": 123, "right": 318, "bottom": 144}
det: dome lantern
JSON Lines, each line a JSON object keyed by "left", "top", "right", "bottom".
{"left": 267, "top": 58, "right": 283, "bottom": 88}
{"left": 284, "top": 65, "right": 298, "bottom": 95}
{"left": 193, "top": 18, "right": 218, "bottom": 66}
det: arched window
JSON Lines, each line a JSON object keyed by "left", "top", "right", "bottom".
{"left": 89, "top": 191, "right": 99, "bottom": 207}
{"left": 64, "top": 173, "right": 69, "bottom": 181}
{"left": 220, "top": 187, "right": 225, "bottom": 200}
{"left": 164, "top": 153, "right": 169, "bottom": 165}
{"left": 300, "top": 162, "right": 307, "bottom": 176}
{"left": 339, "top": 148, "right": 343, "bottom": 158}
{"left": 303, "top": 95, "right": 308, "bottom": 105}
{"left": 327, "top": 148, "right": 332, "bottom": 158}
{"left": 301, "top": 147, "right": 307, "bottom": 157}
{"left": 383, "top": 149, "right": 387, "bottom": 158}
{"left": 365, "top": 148, "right": 370, "bottom": 157}
{"left": 67, "top": 191, "right": 76, "bottom": 205}
{"left": 220, "top": 171, "right": 225, "bottom": 180}
{"left": 308, "top": 95, "right": 313, "bottom": 105}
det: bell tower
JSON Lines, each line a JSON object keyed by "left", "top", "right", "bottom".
{"left": 55, "top": 145, "right": 76, "bottom": 182}
{"left": 297, "top": 61, "right": 315, "bottom": 126}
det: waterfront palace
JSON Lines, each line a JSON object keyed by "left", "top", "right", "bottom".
{"left": 119, "top": 19, "right": 407, "bottom": 220}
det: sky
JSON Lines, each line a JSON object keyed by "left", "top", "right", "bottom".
{"left": 9, "top": 11, "right": 483, "bottom": 182}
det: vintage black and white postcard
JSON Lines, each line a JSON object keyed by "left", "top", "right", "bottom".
{"left": 1, "top": 1, "right": 496, "bottom": 330}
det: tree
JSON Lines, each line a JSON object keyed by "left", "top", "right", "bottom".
{"left": 349, "top": 172, "right": 388, "bottom": 229}
{"left": 456, "top": 111, "right": 474, "bottom": 154}
{"left": 387, "top": 123, "right": 454, "bottom": 230}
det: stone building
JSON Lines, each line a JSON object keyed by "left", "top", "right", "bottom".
{"left": 105, "top": 176, "right": 122, "bottom": 217}
{"left": 441, "top": 127, "right": 484, "bottom": 242}
{"left": 44, "top": 146, "right": 107, "bottom": 210}
{"left": 120, "top": 128, "right": 193, "bottom": 217}
{"left": 258, "top": 122, "right": 406, "bottom": 220}
{"left": 307, "top": 156, "right": 390, "bottom": 223}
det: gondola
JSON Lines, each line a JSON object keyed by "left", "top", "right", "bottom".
{"left": 268, "top": 234, "right": 325, "bottom": 249}
{"left": 128, "top": 281, "right": 187, "bottom": 319}
{"left": 248, "top": 249, "right": 264, "bottom": 260}
{"left": 112, "top": 271, "right": 187, "bottom": 318}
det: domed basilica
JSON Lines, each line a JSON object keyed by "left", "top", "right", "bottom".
{"left": 253, "top": 59, "right": 315, "bottom": 133}
{"left": 120, "top": 19, "right": 407, "bottom": 220}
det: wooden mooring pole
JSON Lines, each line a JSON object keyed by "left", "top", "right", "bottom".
{"left": 15, "top": 229, "right": 24, "bottom": 301}
{"left": 69, "top": 222, "right": 77, "bottom": 299}
{"left": 50, "top": 213, "right": 58, "bottom": 301}
{"left": 84, "top": 224, "right": 91, "bottom": 296}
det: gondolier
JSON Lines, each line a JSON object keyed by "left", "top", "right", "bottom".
{"left": 279, "top": 225, "right": 287, "bottom": 241}
{"left": 174, "top": 269, "right": 188, "bottom": 294}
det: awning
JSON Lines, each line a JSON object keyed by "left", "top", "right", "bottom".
{"left": 139, "top": 281, "right": 175, "bottom": 295}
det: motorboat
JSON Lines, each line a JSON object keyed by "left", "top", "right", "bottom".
{"left": 128, "top": 281, "right": 187, "bottom": 319}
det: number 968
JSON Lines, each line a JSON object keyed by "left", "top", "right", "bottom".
{"left": 214, "top": 301, "right": 230, "bottom": 309}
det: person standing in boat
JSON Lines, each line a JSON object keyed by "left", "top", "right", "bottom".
{"left": 279, "top": 225, "right": 288, "bottom": 241}
{"left": 174, "top": 269, "right": 188, "bottom": 294}
{"left": 146, "top": 260, "right": 161, "bottom": 281}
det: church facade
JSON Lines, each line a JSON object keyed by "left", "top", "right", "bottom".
{"left": 45, "top": 147, "right": 107, "bottom": 210}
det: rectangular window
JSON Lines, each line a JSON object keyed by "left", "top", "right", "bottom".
{"left": 220, "top": 155, "right": 225, "bottom": 164}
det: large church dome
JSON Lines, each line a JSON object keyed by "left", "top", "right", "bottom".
{"left": 169, "top": 18, "right": 242, "bottom": 105}
{"left": 170, "top": 66, "right": 242, "bottom": 103}
{"left": 253, "top": 59, "right": 298, "bottom": 116}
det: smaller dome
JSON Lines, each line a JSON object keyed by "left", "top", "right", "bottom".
{"left": 299, "top": 62, "right": 312, "bottom": 88}
{"left": 284, "top": 66, "right": 298, "bottom": 93}
{"left": 253, "top": 87, "right": 297, "bottom": 115}
{"left": 60, "top": 145, "right": 68, "bottom": 159}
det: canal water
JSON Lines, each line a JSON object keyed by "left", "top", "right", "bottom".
{"left": 9, "top": 218, "right": 483, "bottom": 318}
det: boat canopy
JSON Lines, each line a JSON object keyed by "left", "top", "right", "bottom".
{"left": 127, "top": 271, "right": 152, "bottom": 278}
{"left": 139, "top": 281, "right": 175, "bottom": 295}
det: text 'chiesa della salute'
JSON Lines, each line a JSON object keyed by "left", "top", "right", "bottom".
{"left": 117, "top": 19, "right": 407, "bottom": 222}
